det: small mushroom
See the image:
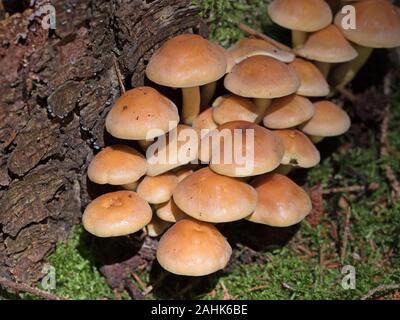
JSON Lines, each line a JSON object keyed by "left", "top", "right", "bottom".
{"left": 192, "top": 107, "right": 218, "bottom": 131}
{"left": 137, "top": 173, "right": 178, "bottom": 204}
{"left": 212, "top": 94, "right": 259, "bottom": 125}
{"left": 88, "top": 145, "right": 147, "bottom": 185}
{"left": 263, "top": 94, "right": 315, "bottom": 129}
{"left": 224, "top": 56, "right": 300, "bottom": 122}
{"left": 228, "top": 37, "right": 295, "bottom": 64}
{"left": 156, "top": 218, "right": 232, "bottom": 276}
{"left": 146, "top": 124, "right": 199, "bottom": 176}
{"left": 146, "top": 34, "right": 227, "bottom": 124}
{"left": 105, "top": 86, "right": 179, "bottom": 140}
{"left": 146, "top": 215, "right": 171, "bottom": 238}
{"left": 289, "top": 58, "right": 330, "bottom": 97}
{"left": 207, "top": 121, "right": 284, "bottom": 177}
{"left": 333, "top": 0, "right": 400, "bottom": 88}
{"left": 299, "top": 100, "right": 351, "bottom": 143}
{"left": 82, "top": 191, "right": 152, "bottom": 237}
{"left": 273, "top": 129, "right": 321, "bottom": 169}
{"left": 268, "top": 0, "right": 333, "bottom": 48}
{"left": 296, "top": 24, "right": 358, "bottom": 78}
{"left": 156, "top": 198, "right": 188, "bottom": 223}
{"left": 247, "top": 173, "right": 312, "bottom": 227}
{"left": 173, "top": 167, "right": 258, "bottom": 223}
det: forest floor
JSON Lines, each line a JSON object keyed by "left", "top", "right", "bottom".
{"left": 2, "top": 0, "right": 399, "bottom": 300}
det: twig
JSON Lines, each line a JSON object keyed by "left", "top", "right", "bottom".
{"left": 238, "top": 23, "right": 293, "bottom": 53}
{"left": 323, "top": 183, "right": 379, "bottom": 195}
{"left": 113, "top": 55, "right": 126, "bottom": 94}
{"left": 123, "top": 279, "right": 144, "bottom": 300}
{"left": 361, "top": 283, "right": 400, "bottom": 300}
{"left": 339, "top": 198, "right": 352, "bottom": 263}
{"left": 143, "top": 271, "right": 169, "bottom": 296}
{"left": 248, "top": 284, "right": 268, "bottom": 293}
{"left": 131, "top": 272, "right": 146, "bottom": 292}
{"left": 380, "top": 72, "right": 400, "bottom": 201}
{"left": 220, "top": 281, "right": 232, "bottom": 300}
{"left": 0, "top": 276, "right": 67, "bottom": 300}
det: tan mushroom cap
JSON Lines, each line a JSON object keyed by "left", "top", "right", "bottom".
{"left": 263, "top": 95, "right": 315, "bottom": 129}
{"left": 228, "top": 37, "right": 295, "bottom": 63}
{"left": 273, "top": 130, "right": 320, "bottom": 168}
{"left": 224, "top": 56, "right": 300, "bottom": 99}
{"left": 192, "top": 108, "right": 218, "bottom": 131}
{"left": 296, "top": 25, "right": 358, "bottom": 63}
{"left": 105, "top": 87, "right": 179, "bottom": 140}
{"left": 208, "top": 121, "right": 284, "bottom": 177}
{"left": 157, "top": 219, "right": 232, "bottom": 276}
{"left": 146, "top": 125, "right": 199, "bottom": 176}
{"left": 173, "top": 166, "right": 195, "bottom": 182}
{"left": 156, "top": 198, "right": 188, "bottom": 223}
{"left": 212, "top": 94, "right": 258, "bottom": 125}
{"left": 173, "top": 167, "right": 258, "bottom": 223}
{"left": 137, "top": 173, "right": 178, "bottom": 204}
{"left": 300, "top": 101, "right": 351, "bottom": 137}
{"left": 289, "top": 58, "right": 330, "bottom": 97}
{"left": 335, "top": 0, "right": 400, "bottom": 48}
{"left": 82, "top": 191, "right": 152, "bottom": 237}
{"left": 88, "top": 145, "right": 147, "bottom": 185}
{"left": 247, "top": 173, "right": 312, "bottom": 227}
{"left": 146, "top": 215, "right": 171, "bottom": 237}
{"left": 268, "top": 0, "right": 332, "bottom": 32}
{"left": 146, "top": 34, "right": 227, "bottom": 88}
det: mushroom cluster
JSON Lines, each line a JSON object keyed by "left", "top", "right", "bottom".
{"left": 81, "top": 0, "right": 399, "bottom": 278}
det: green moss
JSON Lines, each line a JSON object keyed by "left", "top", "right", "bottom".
{"left": 45, "top": 227, "right": 115, "bottom": 300}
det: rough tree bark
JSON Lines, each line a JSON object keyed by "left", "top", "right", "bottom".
{"left": 0, "top": 0, "right": 204, "bottom": 283}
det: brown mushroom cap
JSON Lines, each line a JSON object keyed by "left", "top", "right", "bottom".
{"left": 263, "top": 95, "right": 315, "bottom": 129}
{"left": 208, "top": 121, "right": 284, "bottom": 177}
{"left": 335, "top": 0, "right": 400, "bottom": 48}
{"left": 228, "top": 37, "right": 295, "bottom": 63}
{"left": 137, "top": 173, "right": 178, "bottom": 204}
{"left": 300, "top": 101, "right": 351, "bottom": 137}
{"left": 273, "top": 129, "right": 320, "bottom": 168}
{"left": 268, "top": 0, "right": 332, "bottom": 32}
{"left": 289, "top": 58, "right": 330, "bottom": 97}
{"left": 105, "top": 87, "right": 179, "bottom": 140}
{"left": 146, "top": 124, "right": 199, "bottom": 176}
{"left": 173, "top": 167, "right": 258, "bottom": 223}
{"left": 192, "top": 107, "right": 218, "bottom": 131}
{"left": 247, "top": 173, "right": 312, "bottom": 227}
{"left": 156, "top": 198, "right": 188, "bottom": 223}
{"left": 88, "top": 145, "right": 147, "bottom": 185}
{"left": 82, "top": 191, "right": 152, "bottom": 237}
{"left": 296, "top": 25, "right": 358, "bottom": 63}
{"left": 157, "top": 218, "right": 232, "bottom": 276}
{"left": 224, "top": 56, "right": 300, "bottom": 99}
{"left": 212, "top": 94, "right": 258, "bottom": 125}
{"left": 145, "top": 34, "right": 227, "bottom": 88}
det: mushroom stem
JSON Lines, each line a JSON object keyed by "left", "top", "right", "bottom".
{"left": 274, "top": 164, "right": 293, "bottom": 176}
{"left": 331, "top": 44, "right": 373, "bottom": 89}
{"left": 138, "top": 139, "right": 154, "bottom": 151}
{"left": 200, "top": 81, "right": 217, "bottom": 109}
{"left": 309, "top": 135, "right": 325, "bottom": 144}
{"left": 292, "top": 30, "right": 308, "bottom": 49}
{"left": 254, "top": 98, "right": 272, "bottom": 123}
{"left": 314, "top": 61, "right": 331, "bottom": 79}
{"left": 182, "top": 86, "right": 201, "bottom": 125}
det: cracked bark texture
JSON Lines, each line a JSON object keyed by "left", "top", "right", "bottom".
{"left": 0, "top": 0, "right": 203, "bottom": 283}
